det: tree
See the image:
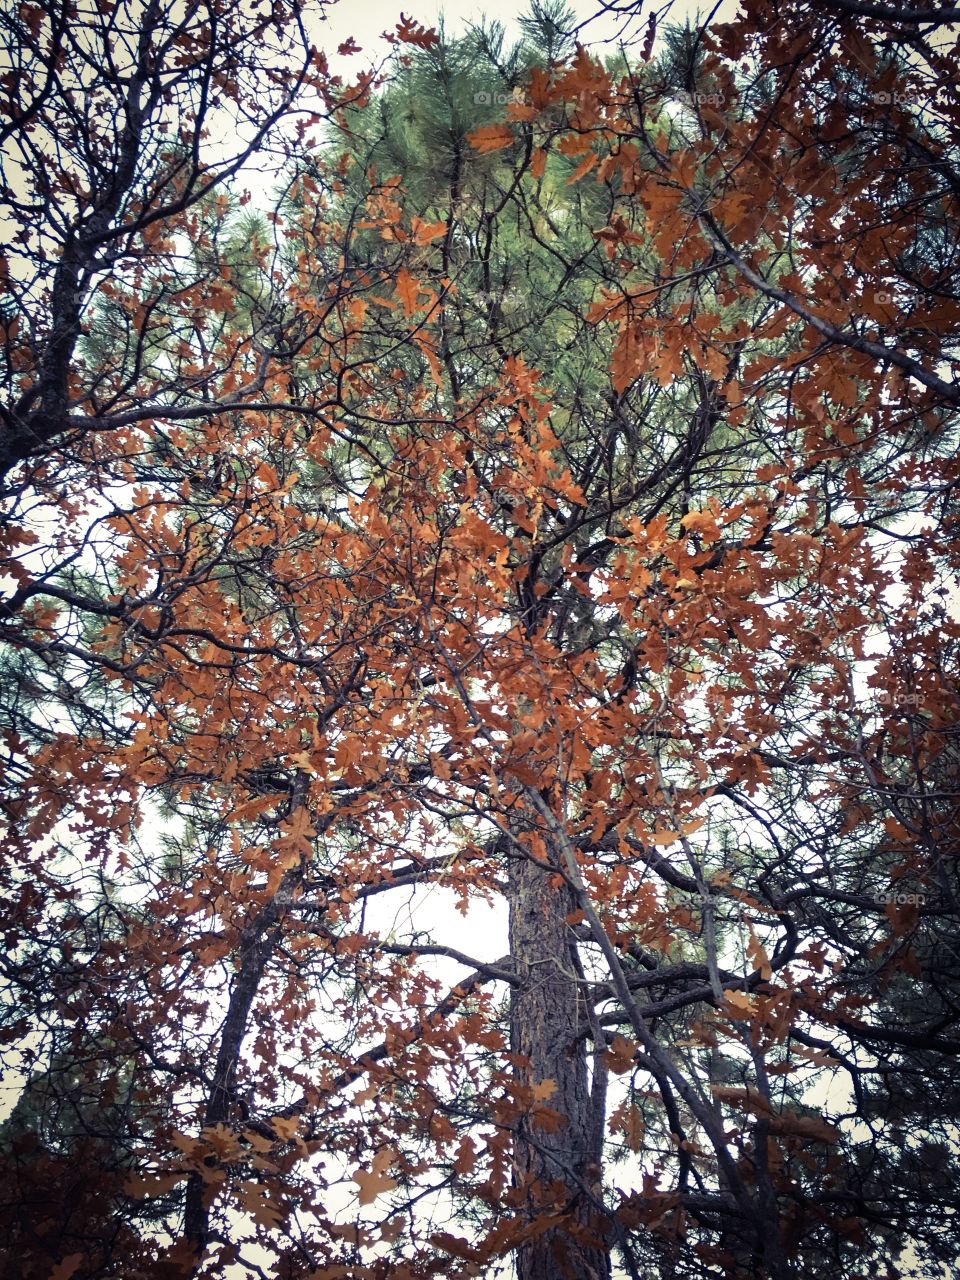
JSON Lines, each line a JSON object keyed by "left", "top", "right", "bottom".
{"left": 0, "top": 0, "right": 354, "bottom": 488}
{"left": 1, "top": 2, "right": 959, "bottom": 1278}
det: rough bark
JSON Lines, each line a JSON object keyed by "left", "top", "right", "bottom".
{"left": 508, "top": 845, "right": 611, "bottom": 1280}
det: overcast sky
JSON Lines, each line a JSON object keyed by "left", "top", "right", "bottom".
{"left": 311, "top": 0, "right": 741, "bottom": 76}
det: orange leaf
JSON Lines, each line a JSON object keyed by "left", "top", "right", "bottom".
{"left": 746, "top": 925, "right": 772, "bottom": 981}
{"left": 602, "top": 1034, "right": 637, "bottom": 1074}
{"left": 649, "top": 829, "right": 679, "bottom": 847}
{"left": 467, "top": 123, "right": 515, "bottom": 154}
{"left": 611, "top": 1101, "right": 646, "bottom": 1152}
{"left": 394, "top": 268, "right": 422, "bottom": 316}
{"left": 567, "top": 152, "right": 598, "bottom": 184}
{"left": 430, "top": 1233, "right": 479, "bottom": 1260}
{"left": 530, "top": 1077, "right": 557, "bottom": 1102}
{"left": 123, "top": 1170, "right": 187, "bottom": 1198}
{"left": 722, "top": 990, "right": 756, "bottom": 1019}
{"left": 353, "top": 1147, "right": 399, "bottom": 1205}
{"left": 270, "top": 1114, "right": 300, "bottom": 1142}
{"left": 769, "top": 1112, "right": 841, "bottom": 1144}
{"left": 453, "top": 1136, "right": 476, "bottom": 1175}
{"left": 411, "top": 217, "right": 447, "bottom": 245}
{"left": 395, "top": 13, "right": 439, "bottom": 47}
{"left": 610, "top": 323, "right": 642, "bottom": 395}
{"left": 884, "top": 815, "right": 910, "bottom": 841}
{"left": 46, "top": 1255, "right": 84, "bottom": 1280}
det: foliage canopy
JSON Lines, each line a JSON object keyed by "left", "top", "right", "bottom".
{"left": 1, "top": 2, "right": 959, "bottom": 1278}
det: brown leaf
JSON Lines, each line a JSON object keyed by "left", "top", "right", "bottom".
{"left": 467, "top": 124, "right": 515, "bottom": 154}
{"left": 353, "top": 1147, "right": 399, "bottom": 1205}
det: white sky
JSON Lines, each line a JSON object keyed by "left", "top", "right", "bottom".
{"left": 311, "top": 0, "right": 741, "bottom": 76}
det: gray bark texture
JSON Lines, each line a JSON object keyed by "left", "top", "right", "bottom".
{"left": 508, "top": 845, "right": 612, "bottom": 1280}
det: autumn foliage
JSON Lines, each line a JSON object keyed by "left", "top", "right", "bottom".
{"left": 1, "top": 1, "right": 959, "bottom": 1278}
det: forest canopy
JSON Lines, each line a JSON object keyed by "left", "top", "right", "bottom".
{"left": 1, "top": 1, "right": 959, "bottom": 1278}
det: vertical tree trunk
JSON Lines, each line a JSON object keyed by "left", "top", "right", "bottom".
{"left": 509, "top": 846, "right": 611, "bottom": 1280}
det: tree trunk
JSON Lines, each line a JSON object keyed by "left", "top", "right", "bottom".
{"left": 508, "top": 844, "right": 611, "bottom": 1280}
